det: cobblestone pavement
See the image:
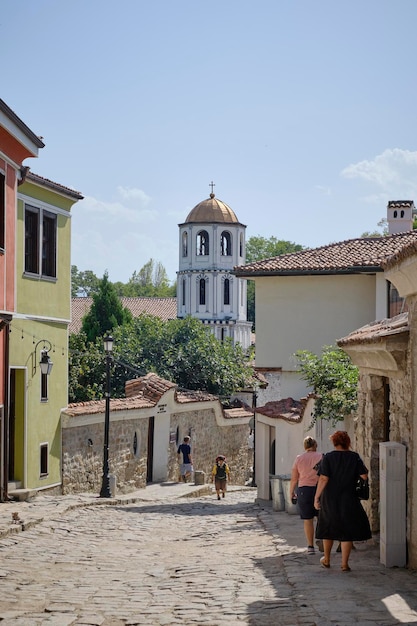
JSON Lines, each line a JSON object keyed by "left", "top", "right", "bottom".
{"left": 0, "top": 486, "right": 416, "bottom": 625}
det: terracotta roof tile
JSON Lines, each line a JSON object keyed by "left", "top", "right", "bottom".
{"left": 176, "top": 389, "right": 219, "bottom": 403}
{"left": 255, "top": 397, "right": 307, "bottom": 422}
{"left": 63, "top": 394, "right": 155, "bottom": 417}
{"left": 223, "top": 406, "right": 254, "bottom": 419}
{"left": 27, "top": 171, "right": 83, "bottom": 199}
{"left": 70, "top": 297, "right": 177, "bottom": 334}
{"left": 125, "top": 373, "right": 176, "bottom": 400}
{"left": 234, "top": 231, "right": 417, "bottom": 276}
{"left": 337, "top": 312, "right": 409, "bottom": 346}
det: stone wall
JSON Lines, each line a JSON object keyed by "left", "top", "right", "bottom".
{"left": 62, "top": 416, "right": 149, "bottom": 495}
{"left": 353, "top": 356, "right": 412, "bottom": 533}
{"left": 62, "top": 407, "right": 252, "bottom": 495}
{"left": 167, "top": 408, "right": 253, "bottom": 485}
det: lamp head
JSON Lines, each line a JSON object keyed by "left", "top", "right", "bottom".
{"left": 40, "top": 350, "right": 53, "bottom": 376}
{"left": 103, "top": 335, "right": 114, "bottom": 353}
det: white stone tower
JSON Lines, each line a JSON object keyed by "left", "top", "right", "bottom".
{"left": 177, "top": 185, "right": 252, "bottom": 350}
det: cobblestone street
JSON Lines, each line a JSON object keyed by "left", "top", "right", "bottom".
{"left": 0, "top": 488, "right": 417, "bottom": 625}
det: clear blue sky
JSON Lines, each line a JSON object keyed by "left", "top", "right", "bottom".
{"left": 2, "top": 0, "right": 417, "bottom": 284}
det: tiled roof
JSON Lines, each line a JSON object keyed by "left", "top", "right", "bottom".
{"left": 223, "top": 406, "right": 254, "bottom": 419}
{"left": 63, "top": 372, "right": 219, "bottom": 416}
{"left": 255, "top": 397, "right": 307, "bottom": 422}
{"left": 337, "top": 312, "right": 409, "bottom": 347}
{"left": 234, "top": 231, "right": 417, "bottom": 276}
{"left": 63, "top": 394, "right": 155, "bottom": 417}
{"left": 176, "top": 389, "right": 219, "bottom": 403}
{"left": 27, "top": 172, "right": 83, "bottom": 199}
{"left": 70, "top": 296, "right": 177, "bottom": 334}
{"left": 125, "top": 372, "right": 176, "bottom": 400}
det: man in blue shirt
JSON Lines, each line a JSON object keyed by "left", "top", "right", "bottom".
{"left": 177, "top": 436, "right": 193, "bottom": 482}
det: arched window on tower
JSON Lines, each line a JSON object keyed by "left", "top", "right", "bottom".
{"left": 182, "top": 277, "right": 186, "bottom": 306}
{"left": 182, "top": 232, "right": 188, "bottom": 257}
{"left": 220, "top": 231, "right": 232, "bottom": 256}
{"left": 239, "top": 233, "right": 244, "bottom": 257}
{"left": 224, "top": 278, "right": 230, "bottom": 305}
{"left": 196, "top": 230, "right": 209, "bottom": 256}
{"left": 199, "top": 278, "right": 206, "bottom": 305}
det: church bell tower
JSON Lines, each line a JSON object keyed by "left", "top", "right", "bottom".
{"left": 177, "top": 184, "right": 252, "bottom": 350}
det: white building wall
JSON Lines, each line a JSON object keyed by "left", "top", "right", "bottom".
{"left": 255, "top": 273, "right": 378, "bottom": 400}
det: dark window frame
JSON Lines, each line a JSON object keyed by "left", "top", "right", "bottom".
{"left": 24, "top": 204, "right": 57, "bottom": 278}
{"left": 40, "top": 443, "right": 48, "bottom": 477}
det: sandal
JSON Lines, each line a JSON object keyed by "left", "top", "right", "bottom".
{"left": 320, "top": 556, "right": 330, "bottom": 568}
{"left": 341, "top": 565, "right": 351, "bottom": 572}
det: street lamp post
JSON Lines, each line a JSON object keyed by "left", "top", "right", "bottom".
{"left": 100, "top": 335, "right": 114, "bottom": 498}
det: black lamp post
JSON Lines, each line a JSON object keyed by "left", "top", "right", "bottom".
{"left": 100, "top": 335, "right": 114, "bottom": 498}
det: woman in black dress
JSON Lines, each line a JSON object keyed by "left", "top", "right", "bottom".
{"left": 314, "top": 430, "right": 371, "bottom": 571}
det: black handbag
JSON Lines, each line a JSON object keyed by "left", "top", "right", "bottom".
{"left": 356, "top": 476, "right": 369, "bottom": 500}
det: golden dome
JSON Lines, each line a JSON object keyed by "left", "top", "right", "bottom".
{"left": 185, "top": 193, "right": 239, "bottom": 224}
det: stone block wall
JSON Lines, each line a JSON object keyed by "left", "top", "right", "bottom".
{"left": 168, "top": 408, "right": 252, "bottom": 485}
{"left": 353, "top": 357, "right": 412, "bottom": 534}
{"left": 62, "top": 416, "right": 149, "bottom": 495}
{"left": 62, "top": 407, "right": 252, "bottom": 494}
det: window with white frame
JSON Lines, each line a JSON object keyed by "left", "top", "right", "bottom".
{"left": 25, "top": 204, "right": 57, "bottom": 278}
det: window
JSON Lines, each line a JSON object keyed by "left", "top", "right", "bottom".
{"left": 0, "top": 172, "right": 5, "bottom": 250}
{"left": 182, "top": 231, "right": 188, "bottom": 257}
{"left": 199, "top": 278, "right": 206, "bottom": 305}
{"left": 224, "top": 278, "right": 230, "bottom": 305}
{"left": 40, "top": 443, "right": 48, "bottom": 477}
{"left": 41, "top": 369, "right": 48, "bottom": 402}
{"left": 196, "top": 230, "right": 209, "bottom": 255}
{"left": 388, "top": 281, "right": 407, "bottom": 317}
{"left": 220, "top": 231, "right": 231, "bottom": 256}
{"left": 25, "top": 205, "right": 57, "bottom": 278}
{"left": 239, "top": 233, "right": 243, "bottom": 257}
{"left": 182, "top": 277, "right": 186, "bottom": 306}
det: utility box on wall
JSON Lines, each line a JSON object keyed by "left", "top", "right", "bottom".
{"left": 379, "top": 442, "right": 406, "bottom": 567}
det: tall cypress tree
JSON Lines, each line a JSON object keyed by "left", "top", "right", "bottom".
{"left": 81, "top": 272, "right": 132, "bottom": 343}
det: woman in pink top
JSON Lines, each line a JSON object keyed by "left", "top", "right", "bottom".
{"left": 290, "top": 436, "right": 323, "bottom": 554}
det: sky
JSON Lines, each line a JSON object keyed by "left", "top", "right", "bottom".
{"left": 2, "top": 0, "right": 417, "bottom": 285}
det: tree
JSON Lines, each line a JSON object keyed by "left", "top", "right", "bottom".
{"left": 246, "top": 236, "right": 303, "bottom": 264}
{"left": 294, "top": 346, "right": 359, "bottom": 426}
{"left": 111, "top": 259, "right": 176, "bottom": 297}
{"left": 71, "top": 266, "right": 100, "bottom": 297}
{"left": 69, "top": 314, "right": 255, "bottom": 402}
{"left": 245, "top": 236, "right": 304, "bottom": 328}
{"left": 81, "top": 272, "right": 132, "bottom": 343}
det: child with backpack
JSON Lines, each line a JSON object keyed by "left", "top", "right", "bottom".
{"left": 212, "top": 455, "right": 230, "bottom": 500}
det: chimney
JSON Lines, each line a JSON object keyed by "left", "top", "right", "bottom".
{"left": 387, "top": 200, "right": 415, "bottom": 235}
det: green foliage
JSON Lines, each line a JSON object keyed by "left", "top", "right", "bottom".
{"left": 68, "top": 332, "right": 106, "bottom": 402}
{"left": 71, "top": 266, "right": 100, "bottom": 297}
{"left": 246, "top": 236, "right": 303, "bottom": 264}
{"left": 113, "top": 259, "right": 176, "bottom": 297}
{"left": 294, "top": 346, "right": 359, "bottom": 425}
{"left": 81, "top": 272, "right": 132, "bottom": 343}
{"left": 69, "top": 315, "right": 255, "bottom": 402}
{"left": 114, "top": 315, "right": 254, "bottom": 396}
